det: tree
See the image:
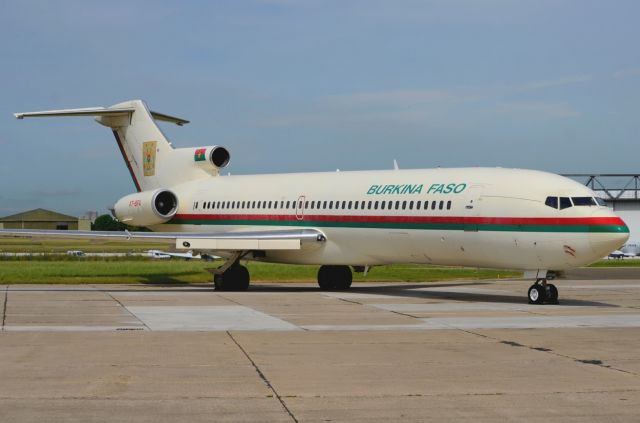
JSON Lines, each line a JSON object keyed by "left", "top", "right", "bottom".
{"left": 92, "top": 214, "right": 151, "bottom": 232}
{"left": 92, "top": 214, "right": 128, "bottom": 231}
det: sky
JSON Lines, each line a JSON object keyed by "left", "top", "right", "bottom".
{"left": 1, "top": 0, "right": 639, "bottom": 217}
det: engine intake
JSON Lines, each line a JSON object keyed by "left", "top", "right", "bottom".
{"left": 113, "top": 189, "right": 179, "bottom": 227}
{"left": 209, "top": 146, "right": 230, "bottom": 168}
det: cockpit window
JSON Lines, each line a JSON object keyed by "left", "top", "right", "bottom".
{"left": 559, "top": 197, "right": 572, "bottom": 210}
{"left": 545, "top": 196, "right": 558, "bottom": 209}
{"left": 595, "top": 197, "right": 607, "bottom": 207}
{"left": 572, "top": 197, "right": 596, "bottom": 206}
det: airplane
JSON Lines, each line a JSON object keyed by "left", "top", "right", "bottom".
{"left": 2, "top": 99, "right": 629, "bottom": 304}
{"left": 146, "top": 249, "right": 216, "bottom": 261}
{"left": 607, "top": 250, "right": 634, "bottom": 259}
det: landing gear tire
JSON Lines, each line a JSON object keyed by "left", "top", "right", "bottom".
{"left": 214, "top": 265, "right": 250, "bottom": 291}
{"left": 546, "top": 284, "right": 559, "bottom": 304}
{"left": 528, "top": 282, "right": 546, "bottom": 305}
{"left": 317, "top": 265, "right": 353, "bottom": 290}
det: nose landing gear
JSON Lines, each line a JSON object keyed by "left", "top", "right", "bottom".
{"left": 528, "top": 279, "right": 559, "bottom": 304}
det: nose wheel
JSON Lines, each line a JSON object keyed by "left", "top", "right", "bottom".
{"left": 528, "top": 279, "right": 559, "bottom": 304}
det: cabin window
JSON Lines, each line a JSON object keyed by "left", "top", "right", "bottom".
{"left": 361, "top": 201, "right": 366, "bottom": 209}
{"left": 354, "top": 201, "right": 359, "bottom": 210}
{"left": 367, "top": 201, "right": 371, "bottom": 210}
{"left": 305, "top": 201, "right": 309, "bottom": 209}
{"left": 559, "top": 197, "right": 572, "bottom": 210}
{"left": 431, "top": 201, "right": 436, "bottom": 210}
{"left": 545, "top": 196, "right": 558, "bottom": 209}
{"left": 416, "top": 201, "right": 421, "bottom": 210}
{"left": 381, "top": 201, "right": 386, "bottom": 210}
{"left": 439, "top": 201, "right": 444, "bottom": 210}
{"left": 409, "top": 201, "right": 414, "bottom": 210}
{"left": 572, "top": 197, "right": 596, "bottom": 206}
{"left": 447, "top": 200, "right": 452, "bottom": 210}
{"left": 401, "top": 201, "right": 406, "bottom": 210}
{"left": 348, "top": 201, "right": 353, "bottom": 209}
{"left": 342, "top": 201, "right": 346, "bottom": 209}
{"left": 394, "top": 201, "right": 399, "bottom": 210}
{"left": 374, "top": 201, "right": 379, "bottom": 210}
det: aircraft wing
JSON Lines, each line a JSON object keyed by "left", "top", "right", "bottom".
{"left": 0, "top": 228, "right": 326, "bottom": 252}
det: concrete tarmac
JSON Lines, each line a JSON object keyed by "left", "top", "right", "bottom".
{"left": 1, "top": 269, "right": 640, "bottom": 422}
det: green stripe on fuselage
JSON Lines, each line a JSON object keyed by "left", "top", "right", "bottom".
{"left": 167, "top": 218, "right": 629, "bottom": 234}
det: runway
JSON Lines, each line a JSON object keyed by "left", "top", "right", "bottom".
{"left": 1, "top": 272, "right": 640, "bottom": 421}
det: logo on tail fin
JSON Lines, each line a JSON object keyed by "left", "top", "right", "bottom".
{"left": 143, "top": 141, "right": 157, "bottom": 176}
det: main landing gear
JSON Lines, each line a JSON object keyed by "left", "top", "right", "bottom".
{"left": 210, "top": 252, "right": 250, "bottom": 292}
{"left": 317, "top": 265, "right": 353, "bottom": 290}
{"left": 528, "top": 279, "right": 559, "bottom": 305}
{"left": 214, "top": 264, "right": 250, "bottom": 291}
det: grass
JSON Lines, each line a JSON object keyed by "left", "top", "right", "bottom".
{"left": 1, "top": 240, "right": 635, "bottom": 285}
{"left": 588, "top": 259, "right": 640, "bottom": 267}
{"left": 0, "top": 238, "right": 168, "bottom": 253}
{"left": 0, "top": 258, "right": 520, "bottom": 284}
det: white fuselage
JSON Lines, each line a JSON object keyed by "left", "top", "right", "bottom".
{"left": 154, "top": 167, "right": 629, "bottom": 272}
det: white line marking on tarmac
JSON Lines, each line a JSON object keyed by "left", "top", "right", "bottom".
{"left": 563, "top": 284, "right": 640, "bottom": 289}
{"left": 125, "top": 306, "right": 301, "bottom": 331}
{"left": 369, "top": 302, "right": 595, "bottom": 312}
{"left": 4, "top": 325, "right": 146, "bottom": 332}
{"left": 302, "top": 314, "right": 640, "bottom": 331}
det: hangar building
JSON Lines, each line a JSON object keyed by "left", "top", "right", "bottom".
{"left": 0, "top": 208, "right": 91, "bottom": 231}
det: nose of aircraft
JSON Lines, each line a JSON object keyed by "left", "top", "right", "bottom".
{"left": 588, "top": 214, "right": 630, "bottom": 258}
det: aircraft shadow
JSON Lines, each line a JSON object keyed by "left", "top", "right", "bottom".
{"left": 6, "top": 281, "right": 617, "bottom": 307}
{"left": 249, "top": 282, "right": 617, "bottom": 307}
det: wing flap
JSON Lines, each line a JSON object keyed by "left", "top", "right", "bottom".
{"left": 177, "top": 237, "right": 302, "bottom": 250}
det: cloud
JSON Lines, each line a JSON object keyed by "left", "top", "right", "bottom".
{"left": 511, "top": 75, "right": 592, "bottom": 91}
{"left": 493, "top": 102, "right": 580, "bottom": 118}
{"left": 28, "top": 188, "right": 83, "bottom": 199}
{"left": 612, "top": 67, "right": 640, "bottom": 79}
{"left": 256, "top": 74, "right": 590, "bottom": 128}
{"left": 322, "top": 90, "right": 470, "bottom": 108}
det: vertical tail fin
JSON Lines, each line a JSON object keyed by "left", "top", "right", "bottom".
{"left": 14, "top": 99, "right": 212, "bottom": 192}
{"left": 99, "top": 100, "right": 176, "bottom": 192}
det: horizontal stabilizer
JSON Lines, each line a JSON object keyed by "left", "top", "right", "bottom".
{"left": 14, "top": 107, "right": 134, "bottom": 119}
{"left": 149, "top": 111, "right": 190, "bottom": 126}
{"left": 14, "top": 106, "right": 189, "bottom": 126}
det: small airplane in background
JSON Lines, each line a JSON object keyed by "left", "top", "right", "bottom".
{"left": 2, "top": 99, "right": 629, "bottom": 305}
{"left": 146, "top": 249, "right": 216, "bottom": 261}
{"left": 608, "top": 250, "right": 635, "bottom": 259}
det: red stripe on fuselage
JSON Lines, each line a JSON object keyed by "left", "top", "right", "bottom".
{"left": 172, "top": 213, "right": 625, "bottom": 226}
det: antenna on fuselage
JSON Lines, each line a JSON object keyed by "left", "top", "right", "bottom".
{"left": 393, "top": 159, "right": 399, "bottom": 170}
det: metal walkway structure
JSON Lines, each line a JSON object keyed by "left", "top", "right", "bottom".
{"left": 564, "top": 174, "right": 640, "bottom": 243}
{"left": 563, "top": 174, "right": 640, "bottom": 201}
